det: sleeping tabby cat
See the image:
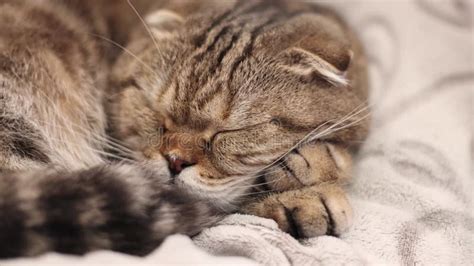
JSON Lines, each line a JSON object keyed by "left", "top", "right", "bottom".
{"left": 0, "top": 0, "right": 369, "bottom": 258}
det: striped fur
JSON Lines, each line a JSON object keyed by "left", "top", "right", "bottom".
{"left": 0, "top": 0, "right": 221, "bottom": 258}
{"left": 0, "top": 163, "right": 219, "bottom": 258}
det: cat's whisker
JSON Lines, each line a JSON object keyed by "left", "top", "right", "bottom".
{"left": 13, "top": 102, "right": 133, "bottom": 158}
{"left": 32, "top": 88, "right": 135, "bottom": 155}
{"left": 126, "top": 0, "right": 162, "bottom": 55}
{"left": 249, "top": 160, "right": 296, "bottom": 180}
{"left": 231, "top": 177, "right": 282, "bottom": 191}
{"left": 36, "top": 98, "right": 134, "bottom": 154}
{"left": 7, "top": 70, "right": 91, "bottom": 167}
{"left": 37, "top": 119, "right": 135, "bottom": 157}
{"left": 231, "top": 109, "right": 371, "bottom": 182}
{"left": 90, "top": 33, "right": 160, "bottom": 78}
{"left": 103, "top": 138, "right": 136, "bottom": 154}
{"left": 245, "top": 119, "right": 336, "bottom": 176}
{"left": 244, "top": 121, "right": 331, "bottom": 175}
{"left": 238, "top": 171, "right": 294, "bottom": 191}
{"left": 228, "top": 160, "right": 297, "bottom": 191}
{"left": 43, "top": 136, "right": 135, "bottom": 163}
{"left": 309, "top": 112, "right": 371, "bottom": 142}
{"left": 306, "top": 109, "right": 371, "bottom": 143}
{"left": 238, "top": 188, "right": 285, "bottom": 198}
{"left": 6, "top": 131, "right": 135, "bottom": 164}
{"left": 232, "top": 102, "right": 371, "bottom": 188}
{"left": 308, "top": 106, "right": 371, "bottom": 141}
{"left": 303, "top": 102, "right": 370, "bottom": 142}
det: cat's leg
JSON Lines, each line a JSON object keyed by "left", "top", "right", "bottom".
{"left": 241, "top": 142, "right": 354, "bottom": 238}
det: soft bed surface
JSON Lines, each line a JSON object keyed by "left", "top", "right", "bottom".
{"left": 3, "top": 0, "right": 473, "bottom": 265}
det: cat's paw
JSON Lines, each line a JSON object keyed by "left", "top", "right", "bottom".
{"left": 241, "top": 184, "right": 353, "bottom": 238}
{"left": 260, "top": 142, "right": 353, "bottom": 192}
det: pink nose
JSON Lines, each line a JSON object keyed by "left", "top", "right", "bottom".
{"left": 165, "top": 154, "right": 192, "bottom": 175}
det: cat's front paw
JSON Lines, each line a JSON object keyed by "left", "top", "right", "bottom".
{"left": 241, "top": 184, "right": 353, "bottom": 238}
{"left": 260, "top": 142, "right": 353, "bottom": 192}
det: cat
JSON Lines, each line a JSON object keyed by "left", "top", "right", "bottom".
{"left": 0, "top": 0, "right": 370, "bottom": 258}
{"left": 110, "top": 0, "right": 370, "bottom": 238}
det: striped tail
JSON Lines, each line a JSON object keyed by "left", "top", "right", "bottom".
{"left": 0, "top": 163, "right": 221, "bottom": 258}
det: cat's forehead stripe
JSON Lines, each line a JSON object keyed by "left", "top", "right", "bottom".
{"left": 170, "top": 4, "right": 289, "bottom": 123}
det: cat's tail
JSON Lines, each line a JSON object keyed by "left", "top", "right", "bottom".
{"left": 0, "top": 163, "right": 221, "bottom": 258}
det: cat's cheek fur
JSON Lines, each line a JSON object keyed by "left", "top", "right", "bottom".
{"left": 175, "top": 167, "right": 250, "bottom": 212}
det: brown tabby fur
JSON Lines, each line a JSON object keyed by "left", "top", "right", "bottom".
{"left": 0, "top": 0, "right": 369, "bottom": 258}
{"left": 111, "top": 0, "right": 369, "bottom": 237}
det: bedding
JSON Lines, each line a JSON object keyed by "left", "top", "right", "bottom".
{"left": 2, "top": 0, "right": 472, "bottom": 265}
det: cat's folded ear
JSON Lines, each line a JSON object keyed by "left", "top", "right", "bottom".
{"left": 145, "top": 10, "right": 184, "bottom": 38}
{"left": 269, "top": 14, "right": 353, "bottom": 86}
{"left": 280, "top": 45, "right": 352, "bottom": 87}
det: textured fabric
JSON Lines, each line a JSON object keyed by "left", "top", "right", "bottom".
{"left": 3, "top": 0, "right": 473, "bottom": 265}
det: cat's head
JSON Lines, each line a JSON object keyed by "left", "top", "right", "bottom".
{"left": 109, "top": 0, "right": 369, "bottom": 210}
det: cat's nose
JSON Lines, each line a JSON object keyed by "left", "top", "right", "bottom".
{"left": 165, "top": 154, "right": 194, "bottom": 175}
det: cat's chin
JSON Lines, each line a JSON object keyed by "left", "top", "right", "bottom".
{"left": 175, "top": 167, "right": 250, "bottom": 212}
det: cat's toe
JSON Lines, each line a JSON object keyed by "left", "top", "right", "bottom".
{"left": 318, "top": 186, "right": 353, "bottom": 236}
{"left": 240, "top": 184, "right": 353, "bottom": 238}
{"left": 280, "top": 201, "right": 328, "bottom": 238}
